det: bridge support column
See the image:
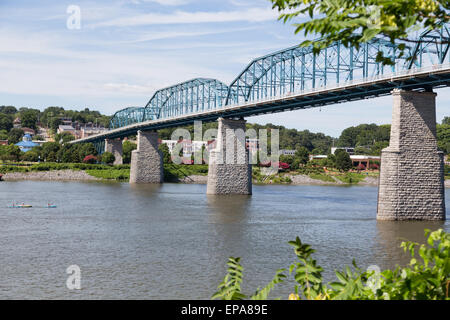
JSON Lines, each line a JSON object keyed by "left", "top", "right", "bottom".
{"left": 104, "top": 138, "right": 123, "bottom": 165}
{"left": 377, "top": 89, "right": 445, "bottom": 220}
{"left": 207, "top": 118, "right": 252, "bottom": 195}
{"left": 129, "top": 130, "right": 163, "bottom": 184}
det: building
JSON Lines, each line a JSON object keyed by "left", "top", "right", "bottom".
{"left": 13, "top": 117, "right": 21, "bottom": 128}
{"left": 80, "top": 127, "right": 108, "bottom": 139}
{"left": 15, "top": 134, "right": 39, "bottom": 152}
{"left": 161, "top": 140, "right": 209, "bottom": 156}
{"left": 58, "top": 125, "right": 76, "bottom": 136}
{"left": 309, "top": 155, "right": 328, "bottom": 161}
{"left": 21, "top": 127, "right": 36, "bottom": 136}
{"left": 350, "top": 155, "right": 381, "bottom": 170}
{"left": 280, "top": 149, "right": 296, "bottom": 156}
{"left": 331, "top": 147, "right": 355, "bottom": 155}
{"left": 0, "top": 140, "right": 8, "bottom": 146}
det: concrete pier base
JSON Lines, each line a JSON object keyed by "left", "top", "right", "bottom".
{"left": 377, "top": 89, "right": 445, "bottom": 220}
{"left": 129, "top": 130, "right": 163, "bottom": 184}
{"left": 105, "top": 138, "right": 123, "bottom": 165}
{"left": 207, "top": 118, "right": 252, "bottom": 195}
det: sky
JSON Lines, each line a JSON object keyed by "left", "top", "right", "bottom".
{"left": 0, "top": 0, "right": 449, "bottom": 137}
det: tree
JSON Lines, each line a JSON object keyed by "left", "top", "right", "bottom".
{"left": 41, "top": 142, "right": 60, "bottom": 161}
{"left": 0, "top": 106, "right": 18, "bottom": 114}
{"left": 294, "top": 146, "right": 310, "bottom": 165}
{"left": 272, "top": 0, "right": 448, "bottom": 65}
{"left": 159, "top": 143, "right": 171, "bottom": 164}
{"left": 0, "top": 130, "right": 8, "bottom": 140}
{"left": 0, "top": 113, "right": 13, "bottom": 132}
{"left": 335, "top": 149, "right": 353, "bottom": 171}
{"left": 102, "top": 152, "right": 115, "bottom": 165}
{"left": 21, "top": 151, "right": 39, "bottom": 162}
{"left": 437, "top": 123, "right": 450, "bottom": 154}
{"left": 123, "top": 140, "right": 137, "bottom": 164}
{"left": 8, "top": 128, "right": 24, "bottom": 144}
{"left": 78, "top": 143, "right": 97, "bottom": 162}
{"left": 20, "top": 109, "right": 39, "bottom": 130}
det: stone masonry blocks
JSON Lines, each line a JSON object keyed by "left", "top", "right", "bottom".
{"left": 207, "top": 118, "right": 252, "bottom": 195}
{"left": 105, "top": 138, "right": 123, "bottom": 165}
{"left": 129, "top": 130, "right": 163, "bottom": 184}
{"left": 377, "top": 89, "right": 445, "bottom": 220}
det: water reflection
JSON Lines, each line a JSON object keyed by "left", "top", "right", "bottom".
{"left": 374, "top": 221, "right": 446, "bottom": 269}
{"left": 129, "top": 183, "right": 163, "bottom": 195}
{"left": 206, "top": 195, "right": 251, "bottom": 224}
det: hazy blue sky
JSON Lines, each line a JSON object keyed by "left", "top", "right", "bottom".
{"left": 0, "top": 0, "right": 448, "bottom": 137}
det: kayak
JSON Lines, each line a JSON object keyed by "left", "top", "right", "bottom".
{"left": 8, "top": 205, "right": 32, "bottom": 208}
{"left": 47, "top": 205, "right": 57, "bottom": 208}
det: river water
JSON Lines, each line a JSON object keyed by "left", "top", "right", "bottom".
{"left": 0, "top": 181, "right": 448, "bottom": 299}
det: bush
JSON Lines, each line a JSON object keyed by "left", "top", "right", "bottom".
{"left": 335, "top": 149, "right": 352, "bottom": 172}
{"left": 213, "top": 229, "right": 450, "bottom": 300}
{"left": 101, "top": 152, "right": 115, "bottom": 165}
{"left": 21, "top": 151, "right": 39, "bottom": 162}
{"left": 83, "top": 155, "right": 98, "bottom": 164}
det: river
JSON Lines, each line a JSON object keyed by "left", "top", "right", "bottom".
{"left": 0, "top": 181, "right": 448, "bottom": 299}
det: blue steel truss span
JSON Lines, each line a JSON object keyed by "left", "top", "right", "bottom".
{"left": 76, "top": 26, "right": 450, "bottom": 145}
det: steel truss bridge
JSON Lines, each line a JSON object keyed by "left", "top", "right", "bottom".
{"left": 73, "top": 26, "right": 450, "bottom": 149}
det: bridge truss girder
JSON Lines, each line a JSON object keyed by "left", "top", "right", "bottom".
{"left": 108, "top": 25, "right": 450, "bottom": 129}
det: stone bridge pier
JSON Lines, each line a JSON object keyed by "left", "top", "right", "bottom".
{"left": 129, "top": 130, "right": 163, "bottom": 184}
{"left": 105, "top": 138, "right": 123, "bottom": 165}
{"left": 207, "top": 117, "right": 252, "bottom": 195}
{"left": 377, "top": 89, "right": 446, "bottom": 220}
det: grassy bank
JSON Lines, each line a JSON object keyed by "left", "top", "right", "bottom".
{"left": 0, "top": 161, "right": 384, "bottom": 185}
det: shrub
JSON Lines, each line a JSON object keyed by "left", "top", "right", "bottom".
{"left": 101, "top": 152, "right": 115, "bottom": 165}
{"left": 335, "top": 149, "right": 352, "bottom": 172}
{"left": 21, "top": 151, "right": 39, "bottom": 162}
{"left": 213, "top": 229, "right": 450, "bottom": 300}
{"left": 83, "top": 155, "right": 98, "bottom": 164}
{"left": 356, "top": 163, "right": 366, "bottom": 171}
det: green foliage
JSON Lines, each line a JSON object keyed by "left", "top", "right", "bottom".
{"left": 123, "top": 140, "right": 137, "bottom": 164}
{"left": 159, "top": 143, "right": 172, "bottom": 164}
{"left": 215, "top": 229, "right": 450, "bottom": 300}
{"left": 295, "top": 146, "right": 310, "bottom": 165}
{"left": 163, "top": 164, "right": 209, "bottom": 182}
{"left": 334, "top": 149, "right": 353, "bottom": 172}
{"left": 271, "top": 0, "right": 448, "bottom": 65}
{"left": 288, "top": 237, "right": 325, "bottom": 299}
{"left": 20, "top": 109, "right": 38, "bottom": 130}
{"left": 0, "top": 106, "right": 18, "bottom": 115}
{"left": 7, "top": 128, "right": 24, "bottom": 144}
{"left": 101, "top": 152, "right": 115, "bottom": 165}
{"left": 437, "top": 123, "right": 450, "bottom": 154}
{"left": 0, "top": 144, "right": 21, "bottom": 161}
{"left": 212, "top": 257, "right": 286, "bottom": 300}
{"left": 0, "top": 113, "right": 13, "bottom": 132}
{"left": 86, "top": 169, "right": 129, "bottom": 180}
{"left": 21, "top": 151, "right": 39, "bottom": 162}
{"left": 335, "top": 172, "right": 366, "bottom": 184}
{"left": 309, "top": 173, "right": 336, "bottom": 183}
{"left": 337, "top": 124, "right": 390, "bottom": 150}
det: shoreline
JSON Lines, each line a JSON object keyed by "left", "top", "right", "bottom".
{"left": 3, "top": 169, "right": 450, "bottom": 188}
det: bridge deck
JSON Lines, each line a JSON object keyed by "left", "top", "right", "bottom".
{"left": 72, "top": 64, "right": 450, "bottom": 144}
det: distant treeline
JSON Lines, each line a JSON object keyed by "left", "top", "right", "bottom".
{"left": 1, "top": 105, "right": 449, "bottom": 156}
{"left": 0, "top": 105, "right": 111, "bottom": 132}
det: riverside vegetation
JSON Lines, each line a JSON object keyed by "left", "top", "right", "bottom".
{"left": 213, "top": 229, "right": 450, "bottom": 300}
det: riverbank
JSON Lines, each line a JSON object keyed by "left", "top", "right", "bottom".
{"left": 3, "top": 169, "right": 101, "bottom": 181}
{"left": 2, "top": 168, "right": 449, "bottom": 188}
{"left": 1, "top": 162, "right": 449, "bottom": 187}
